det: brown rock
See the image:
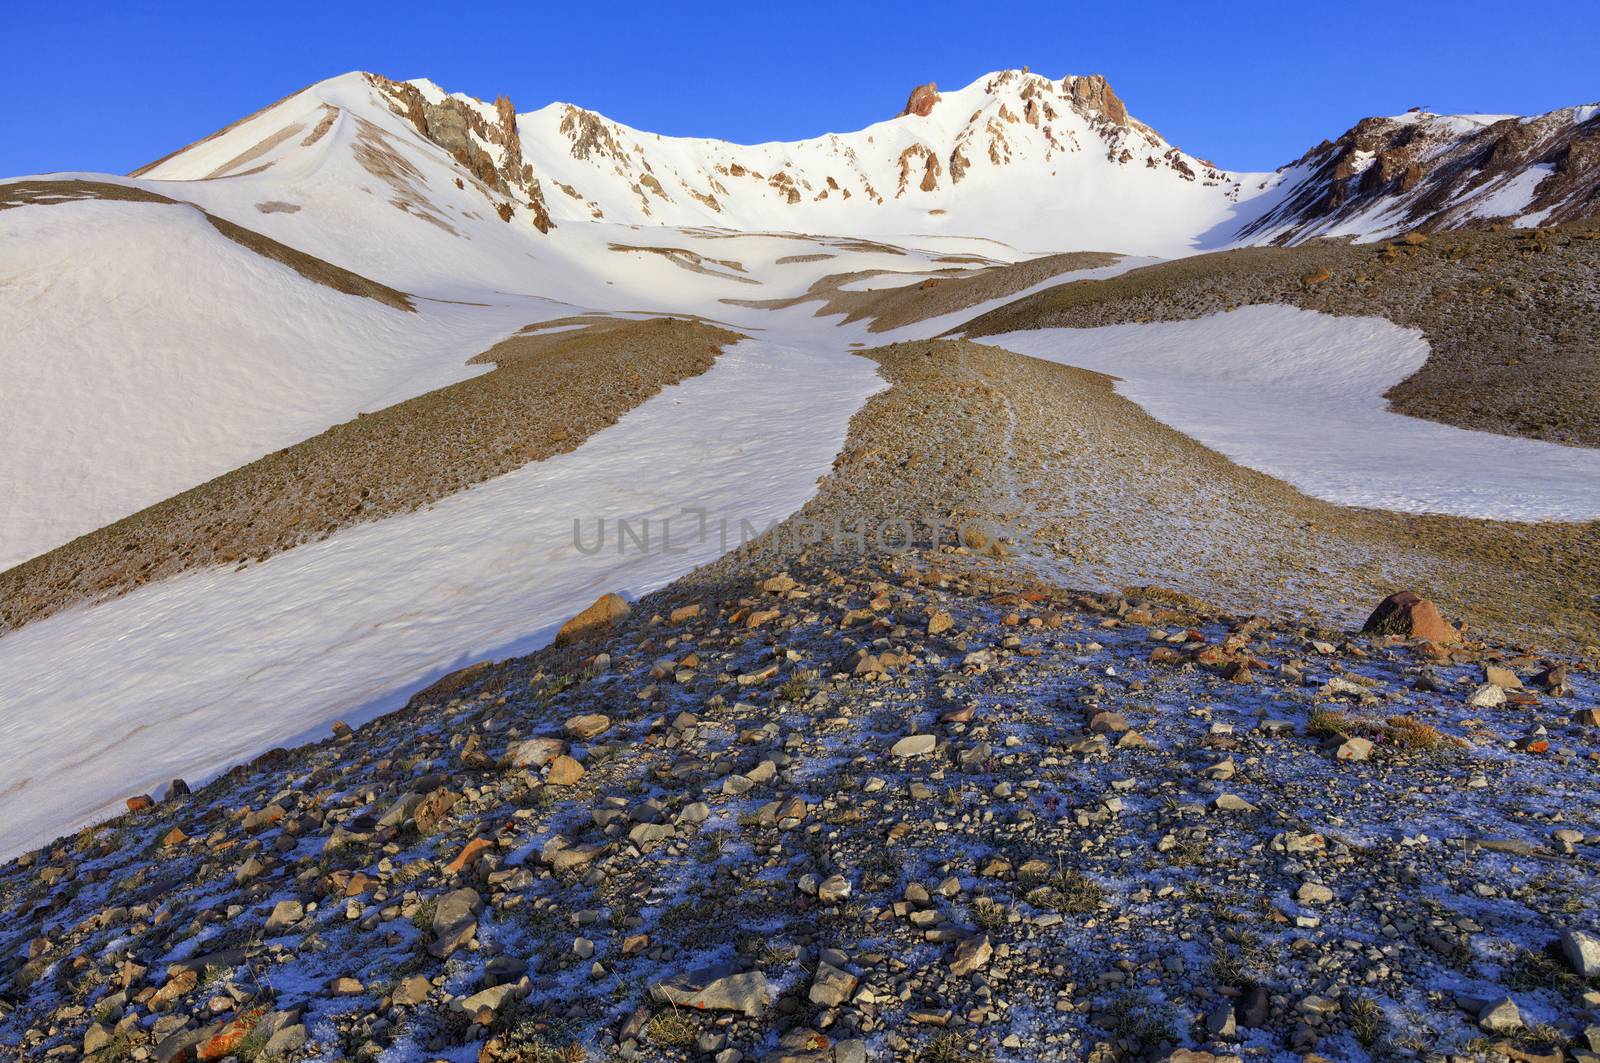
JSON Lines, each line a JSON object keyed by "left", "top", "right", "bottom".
{"left": 553, "top": 592, "right": 630, "bottom": 647}
{"left": 1362, "top": 590, "right": 1459, "bottom": 644}
{"left": 901, "top": 82, "right": 941, "bottom": 118}
{"left": 126, "top": 794, "right": 154, "bottom": 813}
{"left": 545, "top": 755, "right": 586, "bottom": 786}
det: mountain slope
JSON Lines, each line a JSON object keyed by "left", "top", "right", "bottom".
{"left": 1240, "top": 103, "right": 1600, "bottom": 242}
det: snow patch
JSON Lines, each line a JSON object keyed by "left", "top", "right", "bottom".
{"left": 985, "top": 306, "right": 1600, "bottom": 521}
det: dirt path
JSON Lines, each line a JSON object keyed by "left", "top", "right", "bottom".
{"left": 698, "top": 338, "right": 1600, "bottom": 655}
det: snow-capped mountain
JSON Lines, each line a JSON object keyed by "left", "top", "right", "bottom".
{"left": 128, "top": 69, "right": 1256, "bottom": 261}
{"left": 122, "top": 68, "right": 1599, "bottom": 269}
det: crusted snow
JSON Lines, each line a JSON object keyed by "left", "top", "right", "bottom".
{"left": 0, "top": 336, "right": 882, "bottom": 860}
{"left": 1459, "top": 163, "right": 1554, "bottom": 220}
{"left": 0, "top": 198, "right": 553, "bottom": 570}
{"left": 984, "top": 305, "right": 1600, "bottom": 521}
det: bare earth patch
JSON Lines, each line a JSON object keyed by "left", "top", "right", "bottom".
{"left": 724, "top": 251, "right": 1122, "bottom": 333}
{"left": 1, "top": 179, "right": 413, "bottom": 310}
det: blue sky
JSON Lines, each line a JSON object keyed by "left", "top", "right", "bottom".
{"left": 5, "top": 0, "right": 1598, "bottom": 177}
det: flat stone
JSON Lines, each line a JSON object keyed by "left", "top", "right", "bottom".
{"left": 890, "top": 734, "right": 938, "bottom": 758}
{"left": 651, "top": 962, "right": 769, "bottom": 1017}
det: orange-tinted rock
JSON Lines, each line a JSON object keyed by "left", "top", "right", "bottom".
{"left": 554, "top": 592, "right": 630, "bottom": 647}
{"left": 1362, "top": 591, "right": 1460, "bottom": 644}
{"left": 126, "top": 794, "right": 154, "bottom": 813}
{"left": 546, "top": 755, "right": 586, "bottom": 786}
{"left": 446, "top": 837, "right": 494, "bottom": 875}
{"left": 902, "top": 82, "right": 941, "bottom": 118}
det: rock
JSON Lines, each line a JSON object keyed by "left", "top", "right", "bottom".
{"left": 429, "top": 888, "right": 482, "bottom": 958}
{"left": 1485, "top": 664, "right": 1523, "bottom": 689}
{"left": 445, "top": 837, "right": 494, "bottom": 874}
{"left": 1205, "top": 1001, "right": 1237, "bottom": 1039}
{"left": 505, "top": 736, "right": 567, "bottom": 769}
{"left": 262, "top": 1025, "right": 308, "bottom": 1056}
{"left": 554, "top": 592, "right": 630, "bottom": 647}
{"left": 154, "top": 1022, "right": 224, "bottom": 1063}
{"left": 1561, "top": 929, "right": 1600, "bottom": 978}
{"left": 264, "top": 899, "right": 304, "bottom": 933}
{"left": 808, "top": 961, "right": 858, "bottom": 1006}
{"left": 1214, "top": 794, "right": 1256, "bottom": 813}
{"left": 890, "top": 734, "right": 938, "bottom": 758}
{"left": 1362, "top": 590, "right": 1459, "bottom": 644}
{"left": 816, "top": 874, "right": 852, "bottom": 904}
{"left": 126, "top": 794, "right": 154, "bottom": 813}
{"left": 1066, "top": 74, "right": 1129, "bottom": 126}
{"left": 901, "top": 82, "right": 941, "bottom": 118}
{"left": 545, "top": 754, "right": 586, "bottom": 786}
{"left": 1467, "top": 684, "right": 1507, "bottom": 709}
{"left": 1478, "top": 996, "right": 1522, "bottom": 1033}
{"left": 1296, "top": 882, "right": 1334, "bottom": 905}
{"left": 949, "top": 934, "right": 993, "bottom": 976}
{"left": 563, "top": 713, "right": 611, "bottom": 740}
{"left": 651, "top": 962, "right": 769, "bottom": 1016}
{"left": 1332, "top": 736, "right": 1373, "bottom": 761}
{"left": 927, "top": 610, "right": 954, "bottom": 635}
{"left": 393, "top": 975, "right": 433, "bottom": 1006}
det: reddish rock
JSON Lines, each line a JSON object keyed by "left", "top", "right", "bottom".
{"left": 554, "top": 592, "right": 630, "bottom": 647}
{"left": 126, "top": 794, "right": 154, "bottom": 813}
{"left": 901, "top": 82, "right": 941, "bottom": 118}
{"left": 446, "top": 837, "right": 493, "bottom": 875}
{"left": 1361, "top": 591, "right": 1460, "bottom": 644}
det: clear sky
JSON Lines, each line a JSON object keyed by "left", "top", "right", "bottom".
{"left": 6, "top": 0, "right": 1598, "bottom": 177}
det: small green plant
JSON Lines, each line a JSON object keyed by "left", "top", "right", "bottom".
{"left": 1347, "top": 994, "right": 1385, "bottom": 1046}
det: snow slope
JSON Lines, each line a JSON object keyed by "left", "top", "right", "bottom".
{"left": 0, "top": 336, "right": 882, "bottom": 860}
{"left": 0, "top": 198, "right": 553, "bottom": 570}
{"left": 983, "top": 306, "right": 1600, "bottom": 520}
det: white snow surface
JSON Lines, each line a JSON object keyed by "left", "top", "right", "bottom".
{"left": 984, "top": 305, "right": 1600, "bottom": 521}
{"left": 0, "top": 337, "right": 882, "bottom": 860}
{"left": 0, "top": 198, "right": 551, "bottom": 570}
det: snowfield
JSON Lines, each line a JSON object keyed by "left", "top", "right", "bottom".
{"left": 0, "top": 337, "right": 882, "bottom": 860}
{"left": 983, "top": 305, "right": 1600, "bottom": 521}
{"left": 0, "top": 199, "right": 555, "bottom": 570}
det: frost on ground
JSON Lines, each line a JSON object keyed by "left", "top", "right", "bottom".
{"left": 983, "top": 305, "right": 1600, "bottom": 521}
{"left": 0, "top": 550, "right": 1595, "bottom": 1063}
{"left": 0, "top": 338, "right": 881, "bottom": 860}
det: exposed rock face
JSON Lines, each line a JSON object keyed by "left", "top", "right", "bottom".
{"left": 901, "top": 82, "right": 940, "bottom": 118}
{"left": 1242, "top": 103, "right": 1600, "bottom": 243}
{"left": 1064, "top": 74, "right": 1128, "bottom": 127}
{"left": 369, "top": 75, "right": 554, "bottom": 233}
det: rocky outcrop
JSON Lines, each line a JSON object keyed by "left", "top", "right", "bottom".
{"left": 370, "top": 75, "right": 554, "bottom": 233}
{"left": 1242, "top": 103, "right": 1600, "bottom": 243}
{"left": 901, "top": 82, "right": 940, "bottom": 118}
{"left": 1064, "top": 74, "right": 1128, "bottom": 127}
